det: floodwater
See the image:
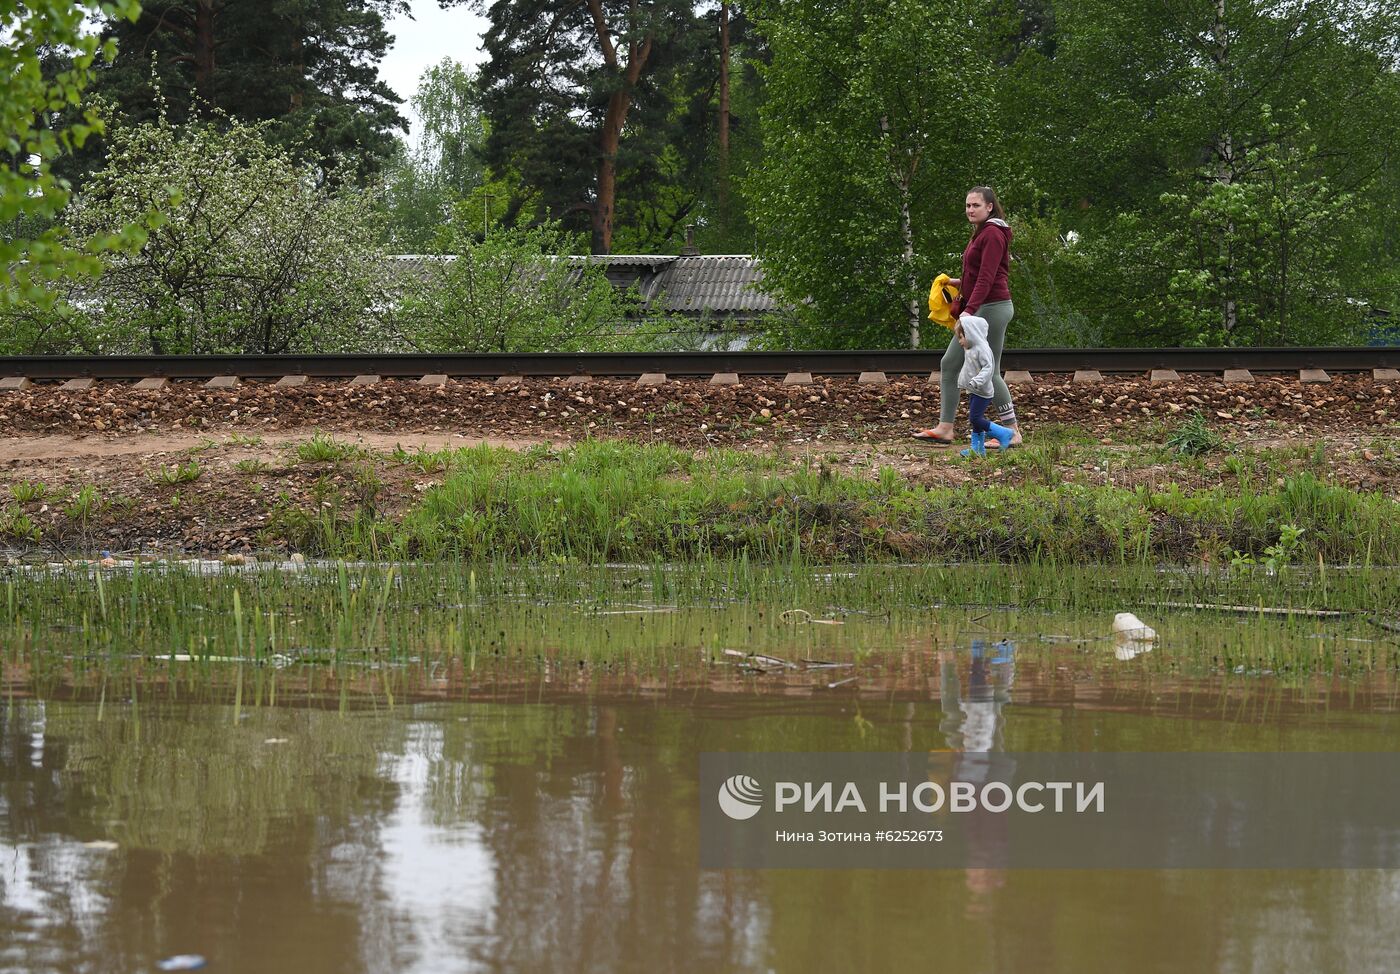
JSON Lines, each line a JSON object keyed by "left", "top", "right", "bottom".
{"left": 3, "top": 592, "right": 1399, "bottom": 973}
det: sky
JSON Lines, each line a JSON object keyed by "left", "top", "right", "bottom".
{"left": 379, "top": 0, "right": 489, "bottom": 139}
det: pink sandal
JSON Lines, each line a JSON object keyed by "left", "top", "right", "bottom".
{"left": 912, "top": 429, "right": 955, "bottom": 445}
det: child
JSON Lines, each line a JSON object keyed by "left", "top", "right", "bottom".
{"left": 954, "top": 314, "right": 1017, "bottom": 457}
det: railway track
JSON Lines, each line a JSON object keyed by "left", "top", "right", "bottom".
{"left": 2, "top": 348, "right": 1399, "bottom": 389}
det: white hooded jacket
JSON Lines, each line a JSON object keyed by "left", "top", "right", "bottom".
{"left": 956, "top": 312, "right": 997, "bottom": 399}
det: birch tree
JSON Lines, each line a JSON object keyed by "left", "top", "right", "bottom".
{"left": 747, "top": 0, "right": 994, "bottom": 348}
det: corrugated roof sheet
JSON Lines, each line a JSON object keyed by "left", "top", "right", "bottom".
{"left": 651, "top": 255, "right": 775, "bottom": 313}
{"left": 584, "top": 254, "right": 678, "bottom": 268}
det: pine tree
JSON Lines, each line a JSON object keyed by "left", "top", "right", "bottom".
{"left": 80, "top": 0, "right": 407, "bottom": 183}
{"left": 460, "top": 0, "right": 704, "bottom": 254}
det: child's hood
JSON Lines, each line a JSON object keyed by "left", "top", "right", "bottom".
{"left": 960, "top": 313, "right": 990, "bottom": 347}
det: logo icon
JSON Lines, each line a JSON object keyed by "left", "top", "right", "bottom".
{"left": 717, "top": 774, "right": 764, "bottom": 820}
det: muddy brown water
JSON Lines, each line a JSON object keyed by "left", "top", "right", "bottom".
{"left": 2, "top": 612, "right": 1398, "bottom": 973}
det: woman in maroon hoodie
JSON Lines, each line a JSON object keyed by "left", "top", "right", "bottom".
{"left": 914, "top": 186, "right": 1023, "bottom": 447}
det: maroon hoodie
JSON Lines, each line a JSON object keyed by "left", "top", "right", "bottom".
{"left": 953, "top": 218, "right": 1012, "bottom": 317}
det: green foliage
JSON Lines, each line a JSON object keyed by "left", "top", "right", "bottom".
{"left": 235, "top": 459, "right": 271, "bottom": 476}
{"left": 65, "top": 485, "right": 105, "bottom": 525}
{"left": 191, "top": 433, "right": 263, "bottom": 452}
{"left": 454, "top": 2, "right": 765, "bottom": 255}
{"left": 0, "top": 510, "right": 42, "bottom": 543}
{"left": 0, "top": 297, "right": 98, "bottom": 354}
{"left": 10, "top": 481, "right": 47, "bottom": 504}
{"left": 1231, "top": 523, "right": 1307, "bottom": 573}
{"left": 390, "top": 220, "right": 682, "bottom": 353}
{"left": 1002, "top": 215, "right": 1102, "bottom": 348}
{"left": 1142, "top": 108, "right": 1360, "bottom": 346}
{"left": 48, "top": 113, "right": 386, "bottom": 354}
{"left": 609, "top": 4, "right": 768, "bottom": 255}
{"left": 746, "top": 0, "right": 995, "bottom": 349}
{"left": 237, "top": 442, "right": 1400, "bottom": 567}
{"left": 989, "top": 0, "right": 1400, "bottom": 347}
{"left": 12, "top": 0, "right": 1400, "bottom": 353}
{"left": 295, "top": 434, "right": 364, "bottom": 465}
{"left": 380, "top": 58, "right": 488, "bottom": 253}
{"left": 380, "top": 144, "right": 448, "bottom": 254}
{"left": 1075, "top": 106, "right": 1372, "bottom": 348}
{"left": 390, "top": 445, "right": 452, "bottom": 474}
{"left": 1, "top": 0, "right": 144, "bottom": 309}
{"left": 409, "top": 58, "right": 485, "bottom": 197}
{"left": 461, "top": 0, "right": 710, "bottom": 253}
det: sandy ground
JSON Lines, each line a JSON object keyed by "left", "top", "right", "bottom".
{"left": 0, "top": 430, "right": 556, "bottom": 463}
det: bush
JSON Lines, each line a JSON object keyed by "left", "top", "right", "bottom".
{"left": 390, "top": 219, "right": 686, "bottom": 352}
{"left": 50, "top": 112, "right": 386, "bottom": 354}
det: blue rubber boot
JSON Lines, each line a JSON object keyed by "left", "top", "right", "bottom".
{"left": 960, "top": 431, "right": 987, "bottom": 458}
{"left": 987, "top": 422, "right": 1016, "bottom": 452}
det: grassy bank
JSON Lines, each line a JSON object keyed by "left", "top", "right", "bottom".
{"left": 255, "top": 440, "right": 1400, "bottom": 567}
{"left": 4, "top": 435, "right": 1400, "bottom": 566}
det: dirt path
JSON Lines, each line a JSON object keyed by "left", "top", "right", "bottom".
{"left": 0, "top": 430, "right": 558, "bottom": 463}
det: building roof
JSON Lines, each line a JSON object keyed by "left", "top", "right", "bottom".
{"left": 649, "top": 256, "right": 778, "bottom": 314}
{"left": 584, "top": 254, "right": 679, "bottom": 268}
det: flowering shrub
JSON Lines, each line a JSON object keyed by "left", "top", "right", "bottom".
{"left": 55, "top": 113, "right": 386, "bottom": 354}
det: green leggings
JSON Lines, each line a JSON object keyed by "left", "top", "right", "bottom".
{"left": 939, "top": 300, "right": 1016, "bottom": 426}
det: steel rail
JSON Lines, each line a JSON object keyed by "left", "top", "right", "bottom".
{"left": 1, "top": 347, "right": 1398, "bottom": 380}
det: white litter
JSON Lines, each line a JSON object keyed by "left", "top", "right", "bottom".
{"left": 1112, "top": 612, "right": 1157, "bottom": 660}
{"left": 1112, "top": 612, "right": 1157, "bottom": 640}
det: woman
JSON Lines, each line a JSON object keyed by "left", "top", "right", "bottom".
{"left": 914, "top": 186, "right": 1023, "bottom": 447}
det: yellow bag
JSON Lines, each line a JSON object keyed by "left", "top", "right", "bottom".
{"left": 927, "top": 273, "right": 960, "bottom": 330}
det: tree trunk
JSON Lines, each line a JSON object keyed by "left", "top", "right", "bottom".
{"left": 881, "top": 114, "right": 921, "bottom": 348}
{"left": 1278, "top": 225, "right": 1289, "bottom": 344}
{"left": 585, "top": 0, "right": 652, "bottom": 255}
{"left": 718, "top": 1, "right": 731, "bottom": 229}
{"left": 719, "top": 3, "right": 731, "bottom": 156}
{"left": 1211, "top": 0, "right": 1237, "bottom": 339}
{"left": 192, "top": 0, "right": 217, "bottom": 111}
{"left": 900, "top": 183, "right": 919, "bottom": 349}
{"left": 593, "top": 89, "right": 631, "bottom": 254}
{"left": 289, "top": 34, "right": 305, "bottom": 111}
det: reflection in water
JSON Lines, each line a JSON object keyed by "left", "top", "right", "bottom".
{"left": 1113, "top": 632, "right": 1156, "bottom": 660}
{"left": 0, "top": 701, "right": 772, "bottom": 974}
{"left": 940, "top": 638, "right": 1016, "bottom": 762}
{"left": 939, "top": 640, "right": 1017, "bottom": 915}
{"left": 2, "top": 682, "right": 1399, "bottom": 973}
